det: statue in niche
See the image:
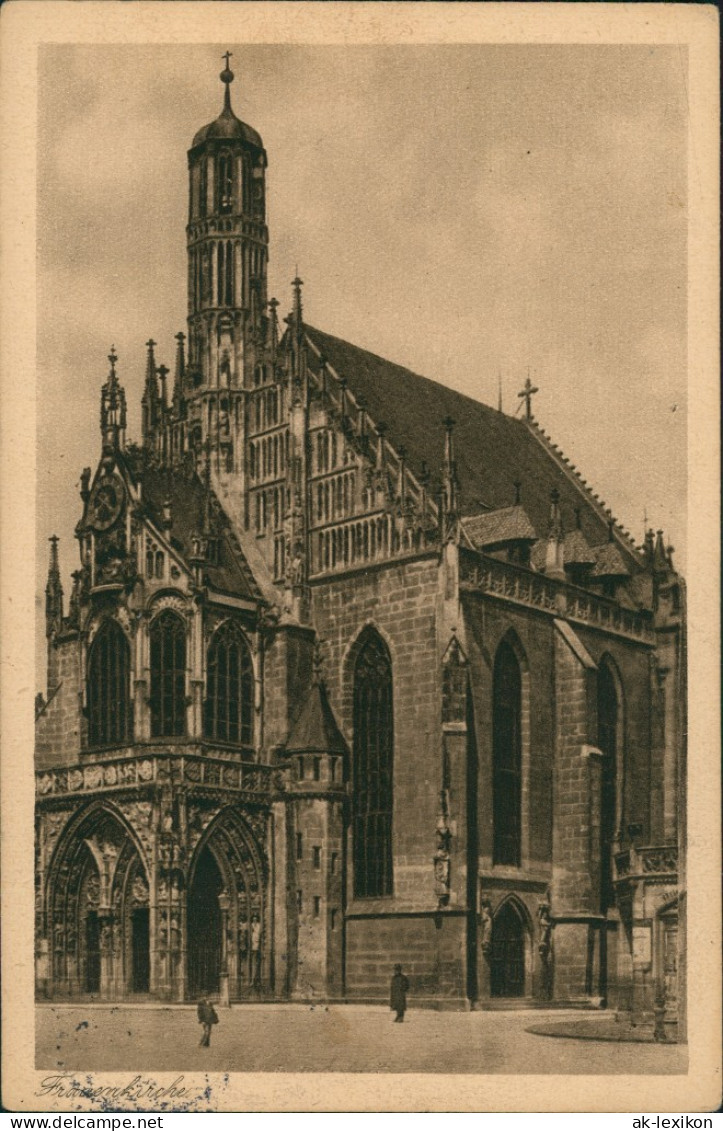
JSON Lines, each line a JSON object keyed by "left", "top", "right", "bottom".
{"left": 479, "top": 899, "right": 493, "bottom": 957}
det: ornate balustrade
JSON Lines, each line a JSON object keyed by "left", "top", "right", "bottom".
{"left": 614, "top": 844, "right": 678, "bottom": 883}
{"left": 460, "top": 550, "right": 655, "bottom": 644}
{"left": 36, "top": 749, "right": 274, "bottom": 800}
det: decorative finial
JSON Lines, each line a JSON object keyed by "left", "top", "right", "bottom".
{"left": 108, "top": 345, "right": 117, "bottom": 374}
{"left": 220, "top": 51, "right": 234, "bottom": 84}
{"left": 220, "top": 52, "right": 234, "bottom": 112}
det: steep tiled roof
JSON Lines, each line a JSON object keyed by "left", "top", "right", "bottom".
{"left": 305, "top": 327, "right": 642, "bottom": 571}
{"left": 563, "top": 528, "right": 597, "bottom": 565}
{"left": 141, "top": 465, "right": 261, "bottom": 601}
{"left": 285, "top": 679, "right": 348, "bottom": 755}
{"left": 592, "top": 541, "right": 631, "bottom": 578}
{"left": 462, "top": 506, "right": 537, "bottom": 548}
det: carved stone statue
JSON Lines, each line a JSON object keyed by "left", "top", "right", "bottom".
{"left": 537, "top": 897, "right": 553, "bottom": 962}
{"left": 480, "top": 899, "right": 493, "bottom": 957}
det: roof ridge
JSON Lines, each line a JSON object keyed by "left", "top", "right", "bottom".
{"left": 527, "top": 420, "right": 643, "bottom": 564}
{"left": 306, "top": 324, "right": 509, "bottom": 422}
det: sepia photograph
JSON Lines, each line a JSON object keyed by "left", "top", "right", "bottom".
{"left": 1, "top": 2, "right": 720, "bottom": 1116}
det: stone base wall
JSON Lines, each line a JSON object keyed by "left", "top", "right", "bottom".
{"left": 344, "top": 913, "right": 467, "bottom": 1004}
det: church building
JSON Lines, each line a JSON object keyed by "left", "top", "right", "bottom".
{"left": 35, "top": 59, "right": 686, "bottom": 1030}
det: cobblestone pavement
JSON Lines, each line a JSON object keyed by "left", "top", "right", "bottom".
{"left": 37, "top": 1004, "right": 687, "bottom": 1076}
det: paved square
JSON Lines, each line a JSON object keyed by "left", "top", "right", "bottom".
{"left": 37, "top": 1005, "right": 687, "bottom": 1076}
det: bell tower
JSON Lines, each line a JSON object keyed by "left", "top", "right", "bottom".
{"left": 186, "top": 53, "right": 268, "bottom": 397}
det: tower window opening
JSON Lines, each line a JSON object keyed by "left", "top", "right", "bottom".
{"left": 313, "top": 896, "right": 321, "bottom": 918}
{"left": 216, "top": 242, "right": 224, "bottom": 308}
{"left": 225, "top": 240, "right": 233, "bottom": 305}
{"left": 199, "top": 161, "right": 207, "bottom": 218}
{"left": 313, "top": 846, "right": 321, "bottom": 869}
{"left": 218, "top": 152, "right": 234, "bottom": 214}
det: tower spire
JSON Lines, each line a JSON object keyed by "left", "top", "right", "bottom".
{"left": 173, "top": 332, "right": 185, "bottom": 407}
{"left": 142, "top": 338, "right": 159, "bottom": 441}
{"left": 45, "top": 535, "right": 64, "bottom": 638}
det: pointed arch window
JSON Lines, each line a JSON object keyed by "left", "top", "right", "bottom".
{"left": 149, "top": 611, "right": 186, "bottom": 738}
{"left": 492, "top": 640, "right": 522, "bottom": 866}
{"left": 87, "top": 620, "right": 132, "bottom": 746}
{"left": 598, "top": 663, "right": 619, "bottom": 911}
{"left": 204, "top": 622, "right": 254, "bottom": 747}
{"left": 352, "top": 629, "right": 393, "bottom": 897}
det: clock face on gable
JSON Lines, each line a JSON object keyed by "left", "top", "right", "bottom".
{"left": 89, "top": 476, "right": 124, "bottom": 532}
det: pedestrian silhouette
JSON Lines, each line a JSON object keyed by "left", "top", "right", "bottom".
{"left": 390, "top": 964, "right": 409, "bottom": 1023}
{"left": 197, "top": 997, "right": 219, "bottom": 1046}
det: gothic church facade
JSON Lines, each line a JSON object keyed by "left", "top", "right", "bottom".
{"left": 36, "top": 62, "right": 686, "bottom": 1028}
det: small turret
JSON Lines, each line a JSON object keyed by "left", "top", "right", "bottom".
{"left": 100, "top": 346, "right": 127, "bottom": 452}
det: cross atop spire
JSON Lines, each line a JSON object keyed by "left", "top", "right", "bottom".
{"left": 220, "top": 51, "right": 235, "bottom": 111}
{"left": 518, "top": 373, "right": 539, "bottom": 420}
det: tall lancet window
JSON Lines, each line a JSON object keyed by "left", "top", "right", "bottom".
{"left": 597, "top": 662, "right": 619, "bottom": 911}
{"left": 149, "top": 612, "right": 186, "bottom": 738}
{"left": 492, "top": 640, "right": 522, "bottom": 866}
{"left": 217, "top": 152, "right": 234, "bottom": 214}
{"left": 352, "top": 629, "right": 394, "bottom": 897}
{"left": 204, "top": 622, "right": 254, "bottom": 748}
{"left": 87, "top": 620, "right": 132, "bottom": 746}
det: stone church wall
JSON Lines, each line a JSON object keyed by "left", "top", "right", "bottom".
{"left": 309, "top": 553, "right": 448, "bottom": 998}
{"left": 36, "top": 635, "right": 82, "bottom": 769}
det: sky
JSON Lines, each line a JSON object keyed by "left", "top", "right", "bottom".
{"left": 36, "top": 43, "right": 688, "bottom": 683}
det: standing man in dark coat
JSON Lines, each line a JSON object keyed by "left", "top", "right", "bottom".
{"left": 197, "top": 998, "right": 218, "bottom": 1046}
{"left": 390, "top": 964, "right": 410, "bottom": 1023}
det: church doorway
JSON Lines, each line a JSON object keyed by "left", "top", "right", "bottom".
{"left": 490, "top": 901, "right": 527, "bottom": 998}
{"left": 187, "top": 846, "right": 224, "bottom": 998}
{"left": 131, "top": 908, "right": 150, "bottom": 993}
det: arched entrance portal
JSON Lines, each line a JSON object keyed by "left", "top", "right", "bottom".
{"left": 490, "top": 901, "right": 527, "bottom": 998}
{"left": 186, "top": 808, "right": 267, "bottom": 1001}
{"left": 187, "top": 847, "right": 224, "bottom": 997}
{"left": 45, "top": 804, "right": 150, "bottom": 999}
